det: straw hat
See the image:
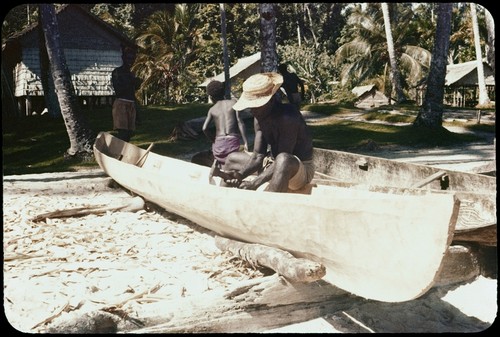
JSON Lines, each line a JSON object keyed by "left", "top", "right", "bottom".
{"left": 233, "top": 72, "right": 283, "bottom": 111}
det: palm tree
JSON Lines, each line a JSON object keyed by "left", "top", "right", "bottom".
{"left": 134, "top": 4, "right": 202, "bottom": 104}
{"left": 259, "top": 3, "right": 278, "bottom": 72}
{"left": 38, "top": 11, "right": 60, "bottom": 118}
{"left": 220, "top": 3, "right": 231, "bottom": 99}
{"left": 484, "top": 7, "right": 495, "bottom": 75}
{"left": 39, "top": 4, "right": 94, "bottom": 157}
{"left": 381, "top": 3, "right": 405, "bottom": 104}
{"left": 334, "top": 4, "right": 431, "bottom": 99}
{"left": 413, "top": 3, "right": 452, "bottom": 129}
{"left": 470, "top": 3, "right": 490, "bottom": 107}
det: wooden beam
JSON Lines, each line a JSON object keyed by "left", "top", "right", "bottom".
{"left": 411, "top": 170, "right": 447, "bottom": 188}
{"left": 135, "top": 143, "right": 154, "bottom": 167}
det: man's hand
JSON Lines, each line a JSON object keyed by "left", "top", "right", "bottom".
{"left": 224, "top": 171, "right": 243, "bottom": 187}
{"left": 238, "top": 180, "right": 258, "bottom": 190}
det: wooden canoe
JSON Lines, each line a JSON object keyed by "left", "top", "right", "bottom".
{"left": 313, "top": 147, "right": 496, "bottom": 234}
{"left": 94, "top": 131, "right": 460, "bottom": 302}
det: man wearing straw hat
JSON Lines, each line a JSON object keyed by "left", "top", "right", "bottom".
{"left": 218, "top": 72, "right": 315, "bottom": 193}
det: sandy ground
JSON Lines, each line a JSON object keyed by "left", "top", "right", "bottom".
{"left": 3, "top": 167, "right": 497, "bottom": 333}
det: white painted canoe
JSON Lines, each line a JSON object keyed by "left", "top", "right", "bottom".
{"left": 94, "top": 132, "right": 460, "bottom": 302}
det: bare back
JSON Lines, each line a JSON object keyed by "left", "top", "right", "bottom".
{"left": 209, "top": 99, "right": 239, "bottom": 136}
{"left": 203, "top": 98, "right": 248, "bottom": 150}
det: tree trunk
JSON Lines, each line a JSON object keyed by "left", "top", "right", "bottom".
{"left": 259, "top": 3, "right": 278, "bottom": 72}
{"left": 39, "top": 4, "right": 94, "bottom": 157}
{"left": 413, "top": 3, "right": 452, "bottom": 129}
{"left": 381, "top": 3, "right": 405, "bottom": 104}
{"left": 37, "top": 11, "right": 61, "bottom": 118}
{"left": 484, "top": 8, "right": 495, "bottom": 75}
{"left": 294, "top": 3, "right": 301, "bottom": 47}
{"left": 220, "top": 3, "right": 231, "bottom": 100}
{"left": 304, "top": 3, "right": 319, "bottom": 48}
{"left": 470, "top": 3, "right": 490, "bottom": 107}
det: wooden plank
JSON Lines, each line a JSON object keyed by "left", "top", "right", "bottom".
{"left": 135, "top": 143, "right": 154, "bottom": 167}
{"left": 411, "top": 170, "right": 447, "bottom": 188}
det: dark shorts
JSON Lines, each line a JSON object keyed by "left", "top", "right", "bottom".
{"left": 212, "top": 134, "right": 241, "bottom": 164}
{"left": 112, "top": 99, "right": 136, "bottom": 131}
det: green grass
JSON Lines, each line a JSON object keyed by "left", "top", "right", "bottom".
{"left": 2, "top": 103, "right": 495, "bottom": 175}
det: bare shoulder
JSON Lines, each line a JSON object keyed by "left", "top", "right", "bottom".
{"left": 221, "top": 99, "right": 237, "bottom": 112}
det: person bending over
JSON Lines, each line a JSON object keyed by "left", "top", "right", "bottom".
{"left": 222, "top": 72, "right": 315, "bottom": 193}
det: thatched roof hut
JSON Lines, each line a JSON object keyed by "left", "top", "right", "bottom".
{"left": 445, "top": 60, "right": 495, "bottom": 87}
{"left": 351, "top": 84, "right": 391, "bottom": 109}
{"left": 415, "top": 60, "right": 495, "bottom": 107}
{"left": 2, "top": 4, "right": 135, "bottom": 116}
{"left": 199, "top": 52, "right": 261, "bottom": 88}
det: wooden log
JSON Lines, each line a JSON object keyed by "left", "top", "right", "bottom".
{"left": 31, "top": 196, "right": 145, "bottom": 222}
{"left": 48, "top": 275, "right": 355, "bottom": 333}
{"left": 433, "top": 244, "right": 481, "bottom": 287}
{"left": 453, "top": 224, "right": 497, "bottom": 246}
{"left": 215, "top": 236, "right": 326, "bottom": 283}
{"left": 45, "top": 244, "right": 486, "bottom": 333}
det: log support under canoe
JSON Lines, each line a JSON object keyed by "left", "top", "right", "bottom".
{"left": 215, "top": 236, "right": 326, "bottom": 283}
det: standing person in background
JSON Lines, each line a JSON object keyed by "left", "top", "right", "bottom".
{"left": 202, "top": 80, "right": 249, "bottom": 182}
{"left": 278, "top": 63, "right": 305, "bottom": 109}
{"left": 111, "top": 45, "right": 141, "bottom": 142}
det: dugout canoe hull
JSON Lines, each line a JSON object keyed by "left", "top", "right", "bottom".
{"left": 94, "top": 132, "right": 460, "bottom": 303}
{"left": 313, "top": 147, "right": 496, "bottom": 233}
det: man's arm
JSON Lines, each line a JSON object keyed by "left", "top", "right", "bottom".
{"left": 236, "top": 110, "right": 249, "bottom": 151}
{"left": 238, "top": 123, "right": 266, "bottom": 178}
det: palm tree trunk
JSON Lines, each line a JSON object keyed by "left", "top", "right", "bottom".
{"left": 304, "top": 3, "right": 318, "bottom": 48}
{"left": 294, "top": 3, "right": 301, "bottom": 47}
{"left": 39, "top": 4, "right": 94, "bottom": 157}
{"left": 470, "top": 3, "right": 490, "bottom": 106}
{"left": 38, "top": 11, "right": 60, "bottom": 118}
{"left": 220, "top": 3, "right": 231, "bottom": 99}
{"left": 259, "top": 3, "right": 278, "bottom": 72}
{"left": 413, "top": 3, "right": 452, "bottom": 129}
{"left": 484, "top": 8, "right": 495, "bottom": 75}
{"left": 381, "top": 3, "right": 405, "bottom": 104}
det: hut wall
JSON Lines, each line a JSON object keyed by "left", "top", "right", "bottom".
{"left": 14, "top": 48, "right": 121, "bottom": 98}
